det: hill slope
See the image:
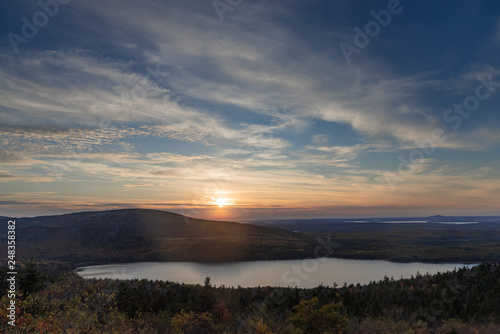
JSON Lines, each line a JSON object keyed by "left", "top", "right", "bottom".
{"left": 3, "top": 210, "right": 500, "bottom": 266}
{"left": 5, "top": 209, "right": 296, "bottom": 239}
{"left": 0, "top": 209, "right": 313, "bottom": 264}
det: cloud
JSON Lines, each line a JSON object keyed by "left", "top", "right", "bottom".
{"left": 123, "top": 183, "right": 154, "bottom": 188}
{"left": 1, "top": 0, "right": 499, "bottom": 218}
{"left": 5, "top": 1, "right": 496, "bottom": 155}
{"left": 306, "top": 143, "right": 387, "bottom": 161}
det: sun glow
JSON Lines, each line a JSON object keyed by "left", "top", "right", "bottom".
{"left": 214, "top": 197, "right": 231, "bottom": 208}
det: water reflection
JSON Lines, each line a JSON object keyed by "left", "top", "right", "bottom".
{"left": 77, "top": 258, "right": 475, "bottom": 288}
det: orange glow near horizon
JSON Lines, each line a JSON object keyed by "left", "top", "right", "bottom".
{"left": 213, "top": 197, "right": 232, "bottom": 208}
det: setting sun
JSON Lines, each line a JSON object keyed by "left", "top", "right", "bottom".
{"left": 214, "top": 197, "right": 231, "bottom": 208}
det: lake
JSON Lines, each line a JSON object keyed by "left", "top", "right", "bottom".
{"left": 77, "top": 258, "right": 475, "bottom": 288}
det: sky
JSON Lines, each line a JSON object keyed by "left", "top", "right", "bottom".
{"left": 1, "top": 0, "right": 500, "bottom": 220}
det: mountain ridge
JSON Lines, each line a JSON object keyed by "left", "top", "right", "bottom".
{"left": 0, "top": 209, "right": 313, "bottom": 264}
{"left": 2, "top": 209, "right": 500, "bottom": 265}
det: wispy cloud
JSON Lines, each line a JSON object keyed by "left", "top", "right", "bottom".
{"left": 1, "top": 0, "right": 499, "bottom": 218}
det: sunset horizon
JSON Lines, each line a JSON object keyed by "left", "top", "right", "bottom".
{"left": 2, "top": 1, "right": 500, "bottom": 332}
{"left": 1, "top": 0, "right": 500, "bottom": 221}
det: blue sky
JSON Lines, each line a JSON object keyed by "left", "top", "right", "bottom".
{"left": 1, "top": 0, "right": 500, "bottom": 220}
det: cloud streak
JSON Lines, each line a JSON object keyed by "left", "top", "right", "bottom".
{"left": 1, "top": 0, "right": 499, "bottom": 218}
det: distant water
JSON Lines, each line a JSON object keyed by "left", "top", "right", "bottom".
{"left": 77, "top": 259, "right": 475, "bottom": 288}
{"left": 348, "top": 221, "right": 478, "bottom": 224}
{"left": 374, "top": 221, "right": 427, "bottom": 224}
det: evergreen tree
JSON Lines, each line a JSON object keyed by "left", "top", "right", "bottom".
{"left": 116, "top": 281, "right": 139, "bottom": 318}
{"left": 18, "top": 259, "right": 45, "bottom": 295}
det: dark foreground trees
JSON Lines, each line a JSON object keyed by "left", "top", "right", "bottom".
{"left": 290, "top": 297, "right": 348, "bottom": 334}
{"left": 1, "top": 262, "right": 499, "bottom": 333}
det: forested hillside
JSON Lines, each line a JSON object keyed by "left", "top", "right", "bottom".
{"left": 2, "top": 210, "right": 500, "bottom": 264}
{"left": 1, "top": 261, "right": 499, "bottom": 333}
{"left": 0, "top": 210, "right": 315, "bottom": 263}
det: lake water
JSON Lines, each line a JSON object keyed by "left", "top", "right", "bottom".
{"left": 77, "top": 259, "right": 474, "bottom": 288}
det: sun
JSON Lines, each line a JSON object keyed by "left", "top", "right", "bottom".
{"left": 214, "top": 197, "right": 231, "bottom": 208}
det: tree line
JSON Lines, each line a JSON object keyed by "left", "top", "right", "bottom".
{"left": 1, "top": 261, "right": 499, "bottom": 333}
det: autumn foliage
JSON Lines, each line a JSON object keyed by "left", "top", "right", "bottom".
{"left": 1, "top": 262, "right": 500, "bottom": 333}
